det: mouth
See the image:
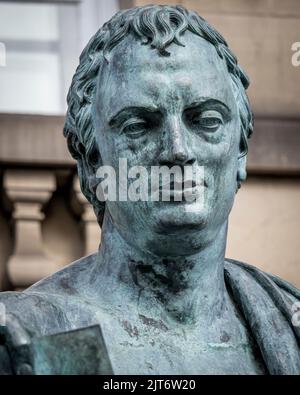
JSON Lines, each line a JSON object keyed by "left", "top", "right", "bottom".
{"left": 156, "top": 179, "right": 205, "bottom": 202}
{"left": 164, "top": 179, "right": 197, "bottom": 190}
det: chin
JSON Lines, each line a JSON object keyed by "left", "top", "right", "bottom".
{"left": 151, "top": 203, "right": 209, "bottom": 235}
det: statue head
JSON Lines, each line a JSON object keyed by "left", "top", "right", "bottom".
{"left": 64, "top": 5, "right": 253, "bottom": 256}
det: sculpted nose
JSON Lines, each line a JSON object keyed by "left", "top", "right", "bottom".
{"left": 159, "top": 116, "right": 195, "bottom": 166}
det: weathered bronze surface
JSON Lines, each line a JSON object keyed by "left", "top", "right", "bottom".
{"left": 0, "top": 5, "right": 299, "bottom": 375}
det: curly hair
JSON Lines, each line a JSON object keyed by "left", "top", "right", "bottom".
{"left": 63, "top": 4, "right": 253, "bottom": 226}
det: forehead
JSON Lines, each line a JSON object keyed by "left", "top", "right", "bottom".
{"left": 97, "top": 32, "right": 236, "bottom": 118}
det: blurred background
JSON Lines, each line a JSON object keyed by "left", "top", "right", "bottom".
{"left": 0, "top": 0, "right": 299, "bottom": 291}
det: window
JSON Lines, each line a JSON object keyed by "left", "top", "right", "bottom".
{"left": 0, "top": 0, "right": 119, "bottom": 114}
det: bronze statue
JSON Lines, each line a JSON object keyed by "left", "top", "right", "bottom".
{"left": 0, "top": 5, "right": 299, "bottom": 375}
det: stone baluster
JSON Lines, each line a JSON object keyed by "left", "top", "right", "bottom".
{"left": 4, "top": 170, "right": 57, "bottom": 289}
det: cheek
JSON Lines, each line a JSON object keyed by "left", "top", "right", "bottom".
{"left": 97, "top": 133, "right": 127, "bottom": 167}
{"left": 213, "top": 156, "right": 238, "bottom": 217}
{"left": 211, "top": 122, "right": 239, "bottom": 160}
{"left": 192, "top": 118, "right": 240, "bottom": 166}
{"left": 116, "top": 137, "right": 159, "bottom": 166}
{"left": 211, "top": 149, "right": 238, "bottom": 192}
{"left": 203, "top": 124, "right": 239, "bottom": 201}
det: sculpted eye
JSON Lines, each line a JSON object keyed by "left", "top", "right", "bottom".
{"left": 121, "top": 118, "right": 148, "bottom": 138}
{"left": 190, "top": 110, "right": 224, "bottom": 132}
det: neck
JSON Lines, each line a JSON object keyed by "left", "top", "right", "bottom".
{"left": 92, "top": 212, "right": 228, "bottom": 326}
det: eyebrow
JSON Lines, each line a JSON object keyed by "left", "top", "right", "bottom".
{"left": 184, "top": 98, "right": 232, "bottom": 120}
{"left": 108, "top": 105, "right": 160, "bottom": 127}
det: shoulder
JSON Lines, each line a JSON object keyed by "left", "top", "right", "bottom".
{"left": 224, "top": 258, "right": 300, "bottom": 303}
{"left": 0, "top": 290, "right": 72, "bottom": 337}
{"left": 0, "top": 253, "right": 98, "bottom": 336}
{"left": 224, "top": 258, "right": 300, "bottom": 374}
{"left": 27, "top": 253, "right": 97, "bottom": 296}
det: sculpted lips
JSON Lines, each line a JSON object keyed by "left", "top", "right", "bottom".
{"left": 154, "top": 178, "right": 206, "bottom": 202}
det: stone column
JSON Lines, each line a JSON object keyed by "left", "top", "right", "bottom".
{"left": 4, "top": 170, "right": 57, "bottom": 289}
{"left": 72, "top": 176, "right": 101, "bottom": 256}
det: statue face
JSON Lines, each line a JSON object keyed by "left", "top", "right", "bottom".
{"left": 94, "top": 32, "right": 242, "bottom": 255}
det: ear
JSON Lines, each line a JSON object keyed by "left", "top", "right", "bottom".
{"left": 76, "top": 138, "right": 103, "bottom": 198}
{"left": 86, "top": 146, "right": 103, "bottom": 195}
{"left": 236, "top": 155, "right": 247, "bottom": 191}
